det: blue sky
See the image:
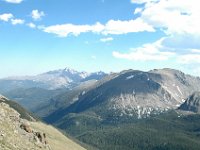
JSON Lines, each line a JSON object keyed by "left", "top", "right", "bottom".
{"left": 0, "top": 0, "right": 200, "bottom": 78}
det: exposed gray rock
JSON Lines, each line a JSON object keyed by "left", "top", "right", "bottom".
{"left": 179, "top": 92, "right": 200, "bottom": 113}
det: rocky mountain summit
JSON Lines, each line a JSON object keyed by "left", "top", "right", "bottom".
{"left": 0, "top": 95, "right": 85, "bottom": 150}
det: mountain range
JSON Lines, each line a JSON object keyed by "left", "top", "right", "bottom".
{"left": 44, "top": 68, "right": 200, "bottom": 124}
{"left": 41, "top": 68, "right": 200, "bottom": 150}
{"left": 1, "top": 67, "right": 200, "bottom": 150}
{"left": 0, "top": 67, "right": 107, "bottom": 114}
{"left": 0, "top": 67, "right": 107, "bottom": 92}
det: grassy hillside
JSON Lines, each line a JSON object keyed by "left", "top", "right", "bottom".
{"left": 1, "top": 98, "right": 37, "bottom": 121}
{"left": 31, "top": 122, "right": 86, "bottom": 150}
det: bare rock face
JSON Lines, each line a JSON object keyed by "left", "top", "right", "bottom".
{"left": 179, "top": 92, "right": 200, "bottom": 113}
{"left": 19, "top": 116, "right": 49, "bottom": 146}
{"left": 34, "top": 132, "right": 48, "bottom": 144}
{"left": 20, "top": 123, "right": 33, "bottom": 133}
{"left": 0, "top": 97, "right": 49, "bottom": 149}
{"left": 0, "top": 95, "right": 86, "bottom": 150}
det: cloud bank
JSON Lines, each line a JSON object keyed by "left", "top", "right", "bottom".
{"left": 113, "top": 0, "right": 200, "bottom": 66}
{"left": 3, "top": 0, "right": 23, "bottom": 4}
{"left": 43, "top": 18, "right": 155, "bottom": 37}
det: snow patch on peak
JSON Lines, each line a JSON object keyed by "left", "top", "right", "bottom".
{"left": 108, "top": 92, "right": 176, "bottom": 119}
{"left": 126, "top": 75, "right": 135, "bottom": 80}
{"left": 79, "top": 72, "right": 90, "bottom": 79}
{"left": 63, "top": 67, "right": 78, "bottom": 74}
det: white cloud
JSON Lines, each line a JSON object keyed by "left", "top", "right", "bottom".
{"left": 11, "top": 19, "right": 24, "bottom": 25}
{"left": 134, "top": 8, "right": 143, "bottom": 14}
{"left": 43, "top": 22, "right": 103, "bottom": 37}
{"left": 127, "top": 0, "right": 200, "bottom": 65}
{"left": 137, "top": 0, "right": 200, "bottom": 35}
{"left": 0, "top": 13, "right": 24, "bottom": 25}
{"left": 100, "top": 37, "right": 113, "bottom": 42}
{"left": 103, "top": 18, "right": 155, "bottom": 35}
{"left": 113, "top": 38, "right": 175, "bottom": 61}
{"left": 0, "top": 13, "right": 13, "bottom": 22}
{"left": 27, "top": 22, "right": 36, "bottom": 28}
{"left": 43, "top": 18, "right": 154, "bottom": 37}
{"left": 31, "top": 10, "right": 45, "bottom": 21}
{"left": 43, "top": 22, "right": 104, "bottom": 37}
{"left": 4, "top": 0, "right": 23, "bottom": 3}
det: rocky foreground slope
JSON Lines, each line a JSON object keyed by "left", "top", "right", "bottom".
{"left": 0, "top": 95, "right": 85, "bottom": 150}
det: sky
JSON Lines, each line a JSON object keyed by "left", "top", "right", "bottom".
{"left": 0, "top": 0, "right": 200, "bottom": 78}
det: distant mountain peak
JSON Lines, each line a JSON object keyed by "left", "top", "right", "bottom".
{"left": 63, "top": 67, "right": 78, "bottom": 74}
